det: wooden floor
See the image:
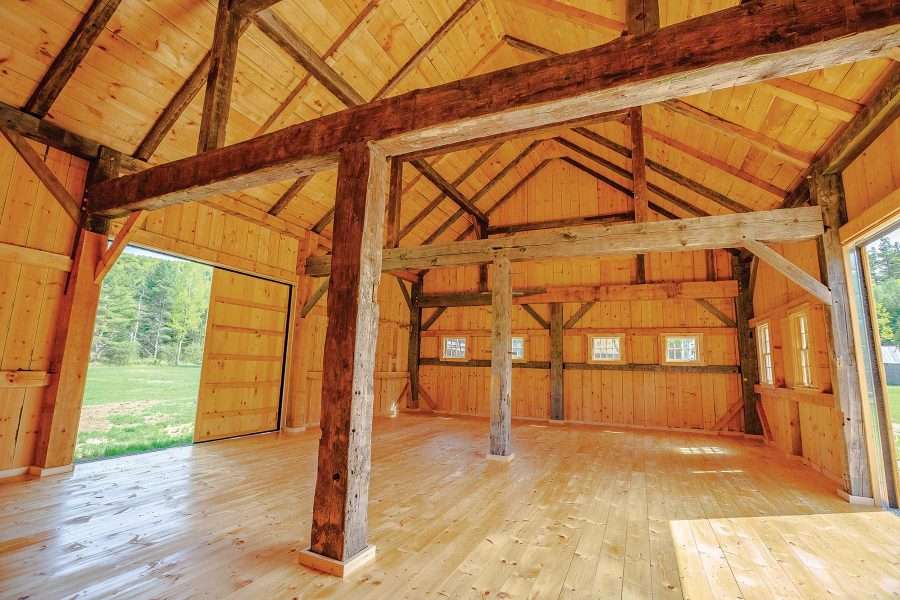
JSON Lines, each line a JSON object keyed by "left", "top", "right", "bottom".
{"left": 1, "top": 414, "right": 899, "bottom": 599}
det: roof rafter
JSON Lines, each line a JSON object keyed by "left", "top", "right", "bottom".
{"left": 86, "top": 1, "right": 900, "bottom": 216}
{"left": 25, "top": 0, "right": 123, "bottom": 118}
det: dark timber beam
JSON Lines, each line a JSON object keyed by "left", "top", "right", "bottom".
{"left": 733, "top": 253, "right": 762, "bottom": 436}
{"left": 812, "top": 172, "right": 871, "bottom": 500}
{"left": 0, "top": 101, "right": 143, "bottom": 171}
{"left": 231, "top": 0, "right": 280, "bottom": 18}
{"left": 820, "top": 63, "right": 900, "bottom": 174}
{"left": 521, "top": 304, "right": 550, "bottom": 330}
{"left": 25, "top": 0, "right": 123, "bottom": 118}
{"left": 549, "top": 303, "right": 564, "bottom": 422}
{"left": 630, "top": 107, "right": 650, "bottom": 283}
{"left": 399, "top": 143, "right": 503, "bottom": 242}
{"left": 415, "top": 280, "right": 738, "bottom": 307}
{"left": 268, "top": 175, "right": 312, "bottom": 216}
{"left": 487, "top": 212, "right": 633, "bottom": 235}
{"left": 407, "top": 280, "right": 423, "bottom": 409}
{"left": 626, "top": 0, "right": 660, "bottom": 35}
{"left": 135, "top": 20, "right": 252, "bottom": 161}
{"left": 87, "top": 1, "right": 900, "bottom": 216}
{"left": 424, "top": 141, "right": 544, "bottom": 244}
{"left": 253, "top": 10, "right": 365, "bottom": 107}
{"left": 386, "top": 159, "right": 403, "bottom": 249}
{"left": 197, "top": 0, "right": 242, "bottom": 153}
{"left": 410, "top": 159, "right": 488, "bottom": 227}
{"left": 300, "top": 142, "right": 387, "bottom": 576}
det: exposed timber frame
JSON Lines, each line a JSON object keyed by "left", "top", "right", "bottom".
{"left": 300, "top": 142, "right": 387, "bottom": 575}
{"left": 306, "top": 207, "right": 824, "bottom": 275}
{"left": 812, "top": 172, "right": 872, "bottom": 499}
{"left": 197, "top": 0, "right": 242, "bottom": 153}
{"left": 24, "top": 0, "right": 123, "bottom": 119}
{"left": 86, "top": 1, "right": 900, "bottom": 216}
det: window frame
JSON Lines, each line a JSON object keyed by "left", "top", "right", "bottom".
{"left": 756, "top": 321, "right": 775, "bottom": 386}
{"left": 587, "top": 334, "right": 626, "bottom": 364}
{"left": 510, "top": 335, "right": 527, "bottom": 362}
{"left": 660, "top": 333, "right": 704, "bottom": 365}
{"left": 788, "top": 309, "right": 815, "bottom": 389}
{"left": 440, "top": 335, "right": 469, "bottom": 361}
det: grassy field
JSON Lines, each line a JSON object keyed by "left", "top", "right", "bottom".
{"left": 75, "top": 364, "right": 201, "bottom": 462}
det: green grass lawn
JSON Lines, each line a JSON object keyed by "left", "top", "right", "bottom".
{"left": 75, "top": 364, "right": 201, "bottom": 462}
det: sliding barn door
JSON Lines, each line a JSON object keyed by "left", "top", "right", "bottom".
{"left": 194, "top": 269, "right": 290, "bottom": 442}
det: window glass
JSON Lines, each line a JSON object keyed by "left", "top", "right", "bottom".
{"left": 792, "top": 313, "right": 813, "bottom": 387}
{"left": 757, "top": 323, "right": 774, "bottom": 385}
{"left": 442, "top": 337, "right": 467, "bottom": 360}
{"left": 511, "top": 337, "right": 525, "bottom": 361}
{"left": 591, "top": 336, "right": 622, "bottom": 362}
{"left": 665, "top": 335, "right": 700, "bottom": 363}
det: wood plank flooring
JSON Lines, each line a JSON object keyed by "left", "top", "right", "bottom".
{"left": 1, "top": 414, "right": 898, "bottom": 599}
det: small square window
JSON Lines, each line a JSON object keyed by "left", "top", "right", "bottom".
{"left": 589, "top": 335, "right": 623, "bottom": 362}
{"left": 663, "top": 335, "right": 701, "bottom": 364}
{"left": 441, "top": 336, "right": 468, "bottom": 360}
{"left": 510, "top": 336, "right": 526, "bottom": 361}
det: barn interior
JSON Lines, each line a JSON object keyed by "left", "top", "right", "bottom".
{"left": 1, "top": 0, "right": 900, "bottom": 597}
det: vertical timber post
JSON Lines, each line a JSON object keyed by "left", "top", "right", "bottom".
{"left": 549, "top": 303, "right": 564, "bottom": 422}
{"left": 489, "top": 254, "right": 513, "bottom": 460}
{"left": 407, "top": 279, "right": 422, "bottom": 410}
{"left": 812, "top": 172, "right": 872, "bottom": 500}
{"left": 197, "top": 0, "right": 240, "bottom": 153}
{"left": 32, "top": 228, "right": 106, "bottom": 474}
{"left": 630, "top": 107, "right": 649, "bottom": 283}
{"left": 733, "top": 252, "right": 762, "bottom": 436}
{"left": 299, "top": 142, "right": 387, "bottom": 577}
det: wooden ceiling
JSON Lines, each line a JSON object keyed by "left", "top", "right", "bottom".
{"left": 0, "top": 0, "right": 896, "bottom": 246}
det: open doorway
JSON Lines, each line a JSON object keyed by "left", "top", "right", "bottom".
{"left": 847, "top": 223, "right": 900, "bottom": 507}
{"left": 75, "top": 247, "right": 213, "bottom": 461}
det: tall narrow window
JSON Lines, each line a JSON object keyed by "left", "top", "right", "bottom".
{"left": 790, "top": 312, "right": 813, "bottom": 387}
{"left": 441, "top": 336, "right": 468, "bottom": 360}
{"left": 662, "top": 334, "right": 702, "bottom": 364}
{"left": 510, "top": 336, "right": 526, "bottom": 361}
{"left": 757, "top": 322, "right": 774, "bottom": 385}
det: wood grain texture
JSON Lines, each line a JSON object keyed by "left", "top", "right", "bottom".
{"left": 23, "top": 0, "right": 122, "bottom": 118}
{"left": 812, "top": 173, "right": 870, "bottom": 498}
{"left": 310, "top": 142, "right": 387, "bottom": 562}
{"left": 86, "top": 1, "right": 900, "bottom": 215}
{"left": 307, "top": 208, "right": 825, "bottom": 275}
{"left": 489, "top": 255, "right": 513, "bottom": 457}
{"left": 1, "top": 415, "right": 893, "bottom": 598}
{"left": 197, "top": 0, "right": 241, "bottom": 153}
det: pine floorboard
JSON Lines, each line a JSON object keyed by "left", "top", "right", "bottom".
{"left": 1, "top": 413, "right": 898, "bottom": 599}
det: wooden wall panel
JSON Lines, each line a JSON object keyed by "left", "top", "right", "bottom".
{"left": 295, "top": 276, "right": 411, "bottom": 427}
{"left": 419, "top": 164, "right": 740, "bottom": 433}
{"left": 753, "top": 240, "right": 846, "bottom": 482}
{"left": 0, "top": 135, "right": 85, "bottom": 473}
{"left": 109, "top": 202, "right": 300, "bottom": 283}
{"left": 842, "top": 116, "right": 900, "bottom": 220}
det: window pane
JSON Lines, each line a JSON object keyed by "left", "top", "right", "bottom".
{"left": 591, "top": 336, "right": 622, "bottom": 361}
{"left": 443, "top": 337, "right": 467, "bottom": 359}
{"left": 666, "top": 336, "right": 698, "bottom": 362}
{"left": 511, "top": 337, "right": 525, "bottom": 360}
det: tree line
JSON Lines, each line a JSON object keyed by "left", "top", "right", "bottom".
{"left": 869, "top": 236, "right": 900, "bottom": 349}
{"left": 91, "top": 252, "right": 212, "bottom": 366}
